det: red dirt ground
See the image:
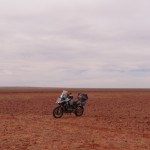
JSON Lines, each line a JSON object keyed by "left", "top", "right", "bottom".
{"left": 0, "top": 88, "right": 150, "bottom": 150}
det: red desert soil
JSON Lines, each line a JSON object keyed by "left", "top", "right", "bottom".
{"left": 0, "top": 88, "right": 150, "bottom": 150}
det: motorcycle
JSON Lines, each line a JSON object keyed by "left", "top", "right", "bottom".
{"left": 53, "top": 90, "right": 88, "bottom": 118}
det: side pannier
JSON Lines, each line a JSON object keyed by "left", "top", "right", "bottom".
{"left": 77, "top": 93, "right": 88, "bottom": 101}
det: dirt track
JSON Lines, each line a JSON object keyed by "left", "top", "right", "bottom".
{"left": 0, "top": 88, "right": 150, "bottom": 150}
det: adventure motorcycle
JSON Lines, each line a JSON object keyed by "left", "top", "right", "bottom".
{"left": 53, "top": 90, "right": 88, "bottom": 118}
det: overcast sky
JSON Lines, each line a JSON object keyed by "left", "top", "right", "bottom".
{"left": 0, "top": 0, "right": 150, "bottom": 88}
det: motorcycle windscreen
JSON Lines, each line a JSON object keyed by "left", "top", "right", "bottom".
{"left": 61, "top": 90, "right": 68, "bottom": 99}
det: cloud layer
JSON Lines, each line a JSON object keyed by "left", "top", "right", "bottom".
{"left": 0, "top": 0, "right": 150, "bottom": 88}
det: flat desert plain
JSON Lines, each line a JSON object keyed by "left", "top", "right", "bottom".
{"left": 0, "top": 87, "right": 150, "bottom": 150}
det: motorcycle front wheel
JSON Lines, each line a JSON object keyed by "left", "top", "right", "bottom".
{"left": 74, "top": 106, "right": 84, "bottom": 116}
{"left": 53, "top": 106, "right": 63, "bottom": 118}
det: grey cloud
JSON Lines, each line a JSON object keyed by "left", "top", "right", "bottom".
{"left": 0, "top": 0, "right": 150, "bottom": 87}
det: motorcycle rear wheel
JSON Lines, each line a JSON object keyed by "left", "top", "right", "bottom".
{"left": 53, "top": 106, "right": 63, "bottom": 118}
{"left": 75, "top": 106, "right": 84, "bottom": 116}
